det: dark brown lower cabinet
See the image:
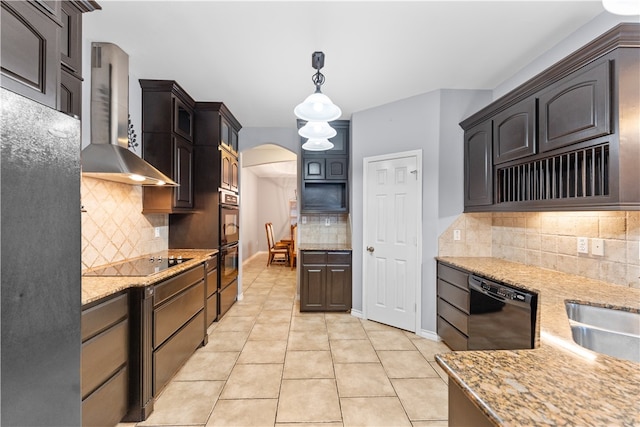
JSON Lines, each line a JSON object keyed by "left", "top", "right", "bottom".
{"left": 126, "top": 264, "right": 206, "bottom": 421}
{"left": 448, "top": 380, "right": 494, "bottom": 427}
{"left": 300, "top": 250, "right": 352, "bottom": 312}
{"left": 205, "top": 256, "right": 219, "bottom": 325}
{"left": 81, "top": 291, "right": 129, "bottom": 427}
{"left": 436, "top": 262, "right": 470, "bottom": 351}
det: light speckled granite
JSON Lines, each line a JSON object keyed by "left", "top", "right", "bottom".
{"left": 81, "top": 249, "right": 217, "bottom": 305}
{"left": 435, "top": 257, "right": 640, "bottom": 426}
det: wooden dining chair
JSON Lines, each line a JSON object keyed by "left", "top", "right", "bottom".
{"left": 290, "top": 223, "right": 298, "bottom": 270}
{"left": 265, "top": 222, "right": 289, "bottom": 266}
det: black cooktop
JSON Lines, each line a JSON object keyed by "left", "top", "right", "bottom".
{"left": 83, "top": 256, "right": 193, "bottom": 277}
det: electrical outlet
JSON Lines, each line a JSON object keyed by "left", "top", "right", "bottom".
{"left": 301, "top": 216, "right": 307, "bottom": 224}
{"left": 592, "top": 238, "right": 604, "bottom": 256}
{"left": 325, "top": 218, "right": 331, "bottom": 226}
{"left": 577, "top": 237, "right": 588, "bottom": 254}
{"left": 453, "top": 229, "right": 461, "bottom": 241}
{"left": 154, "top": 227, "right": 161, "bottom": 238}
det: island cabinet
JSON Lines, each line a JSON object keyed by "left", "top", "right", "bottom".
{"left": 448, "top": 380, "right": 494, "bottom": 427}
{"left": 126, "top": 264, "right": 206, "bottom": 422}
{"left": 436, "top": 262, "right": 470, "bottom": 351}
{"left": 81, "top": 291, "right": 129, "bottom": 427}
{"left": 1, "top": 0, "right": 99, "bottom": 116}
{"left": 300, "top": 250, "right": 352, "bottom": 312}
{"left": 140, "top": 80, "right": 196, "bottom": 213}
{"left": 461, "top": 23, "right": 639, "bottom": 212}
{"left": 299, "top": 120, "right": 350, "bottom": 213}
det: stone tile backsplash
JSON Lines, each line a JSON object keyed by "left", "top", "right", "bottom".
{"left": 81, "top": 177, "right": 168, "bottom": 271}
{"left": 299, "top": 214, "right": 351, "bottom": 245}
{"left": 439, "top": 211, "right": 640, "bottom": 288}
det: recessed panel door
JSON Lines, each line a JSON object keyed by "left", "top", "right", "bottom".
{"left": 364, "top": 152, "right": 420, "bottom": 332}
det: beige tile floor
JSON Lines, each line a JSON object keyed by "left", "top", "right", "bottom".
{"left": 119, "top": 253, "right": 452, "bottom": 427}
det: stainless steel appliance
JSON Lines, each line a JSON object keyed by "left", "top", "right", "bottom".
{"left": 468, "top": 275, "right": 538, "bottom": 350}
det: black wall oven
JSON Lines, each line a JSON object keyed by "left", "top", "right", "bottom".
{"left": 218, "top": 189, "right": 239, "bottom": 317}
{"left": 219, "top": 189, "right": 239, "bottom": 246}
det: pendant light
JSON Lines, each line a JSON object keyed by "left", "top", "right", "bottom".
{"left": 298, "top": 121, "right": 337, "bottom": 139}
{"left": 302, "top": 138, "right": 335, "bottom": 151}
{"left": 602, "top": 0, "right": 640, "bottom": 15}
{"left": 294, "top": 52, "right": 342, "bottom": 122}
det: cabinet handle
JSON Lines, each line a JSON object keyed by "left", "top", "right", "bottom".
{"left": 366, "top": 246, "right": 375, "bottom": 253}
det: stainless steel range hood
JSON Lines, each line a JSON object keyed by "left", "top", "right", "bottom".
{"left": 81, "top": 42, "right": 177, "bottom": 186}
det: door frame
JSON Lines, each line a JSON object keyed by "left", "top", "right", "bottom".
{"left": 362, "top": 149, "right": 423, "bottom": 333}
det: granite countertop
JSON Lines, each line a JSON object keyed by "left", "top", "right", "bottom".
{"left": 298, "top": 243, "right": 352, "bottom": 251}
{"left": 82, "top": 249, "right": 217, "bottom": 305}
{"left": 434, "top": 257, "right": 640, "bottom": 426}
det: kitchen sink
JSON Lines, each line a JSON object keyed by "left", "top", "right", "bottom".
{"left": 565, "top": 302, "right": 640, "bottom": 363}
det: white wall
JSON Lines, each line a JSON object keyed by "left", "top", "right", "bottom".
{"left": 240, "top": 167, "right": 260, "bottom": 260}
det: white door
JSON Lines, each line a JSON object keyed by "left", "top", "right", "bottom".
{"left": 364, "top": 151, "right": 421, "bottom": 332}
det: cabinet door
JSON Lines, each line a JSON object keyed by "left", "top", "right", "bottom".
{"left": 230, "top": 156, "right": 239, "bottom": 193}
{"left": 1, "top": 1, "right": 60, "bottom": 109}
{"left": 230, "top": 128, "right": 239, "bottom": 153}
{"left": 221, "top": 148, "right": 232, "bottom": 190}
{"left": 493, "top": 98, "right": 536, "bottom": 164}
{"left": 60, "top": 68, "right": 81, "bottom": 117}
{"left": 174, "top": 136, "right": 193, "bottom": 208}
{"left": 326, "top": 158, "right": 348, "bottom": 180}
{"left": 326, "top": 264, "right": 352, "bottom": 311}
{"left": 539, "top": 59, "right": 611, "bottom": 152}
{"left": 173, "top": 96, "right": 194, "bottom": 141}
{"left": 464, "top": 121, "right": 493, "bottom": 207}
{"left": 304, "top": 159, "right": 325, "bottom": 180}
{"left": 60, "top": 1, "right": 82, "bottom": 74}
{"left": 301, "top": 264, "right": 326, "bottom": 311}
{"left": 220, "top": 117, "right": 230, "bottom": 148}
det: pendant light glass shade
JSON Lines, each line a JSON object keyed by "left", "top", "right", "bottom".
{"left": 298, "top": 121, "right": 337, "bottom": 139}
{"left": 301, "top": 138, "right": 334, "bottom": 151}
{"left": 602, "top": 0, "right": 640, "bottom": 14}
{"left": 294, "top": 92, "right": 342, "bottom": 122}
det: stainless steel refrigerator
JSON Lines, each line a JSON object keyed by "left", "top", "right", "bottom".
{"left": 1, "top": 88, "right": 82, "bottom": 426}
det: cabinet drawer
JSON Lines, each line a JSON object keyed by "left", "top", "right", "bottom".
{"left": 81, "top": 319, "right": 128, "bottom": 399}
{"left": 205, "top": 256, "right": 218, "bottom": 272}
{"left": 82, "top": 366, "right": 128, "bottom": 427}
{"left": 438, "top": 279, "right": 469, "bottom": 313}
{"left": 82, "top": 293, "right": 128, "bottom": 342}
{"left": 437, "top": 316, "right": 468, "bottom": 351}
{"left": 154, "top": 310, "right": 204, "bottom": 395}
{"left": 327, "top": 252, "right": 351, "bottom": 264}
{"left": 302, "top": 251, "right": 327, "bottom": 264}
{"left": 437, "top": 263, "right": 469, "bottom": 290}
{"left": 154, "top": 280, "right": 204, "bottom": 347}
{"left": 154, "top": 266, "right": 204, "bottom": 306}
{"left": 437, "top": 298, "right": 468, "bottom": 335}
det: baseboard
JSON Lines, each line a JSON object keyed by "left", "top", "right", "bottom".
{"left": 237, "top": 292, "right": 244, "bottom": 301}
{"left": 242, "top": 251, "right": 266, "bottom": 266}
{"left": 350, "top": 309, "right": 364, "bottom": 319}
{"left": 417, "top": 329, "right": 441, "bottom": 342}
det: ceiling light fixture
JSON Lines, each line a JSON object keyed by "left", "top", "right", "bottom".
{"left": 302, "top": 138, "right": 335, "bottom": 151}
{"left": 602, "top": 0, "right": 640, "bottom": 15}
{"left": 298, "top": 121, "right": 338, "bottom": 140}
{"left": 294, "top": 52, "right": 342, "bottom": 122}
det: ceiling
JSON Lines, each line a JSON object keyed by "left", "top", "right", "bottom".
{"left": 83, "top": 1, "right": 608, "bottom": 129}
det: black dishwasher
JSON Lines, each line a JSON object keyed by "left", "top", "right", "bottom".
{"left": 467, "top": 275, "right": 538, "bottom": 350}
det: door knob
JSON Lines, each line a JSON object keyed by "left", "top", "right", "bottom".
{"left": 366, "top": 246, "right": 375, "bottom": 253}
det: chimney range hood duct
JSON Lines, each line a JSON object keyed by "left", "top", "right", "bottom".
{"left": 81, "top": 42, "right": 177, "bottom": 186}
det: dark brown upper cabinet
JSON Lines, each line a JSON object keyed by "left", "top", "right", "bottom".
{"left": 220, "top": 146, "right": 239, "bottom": 193}
{"left": 492, "top": 97, "right": 536, "bottom": 164}
{"left": 460, "top": 23, "right": 639, "bottom": 212}
{"left": 1, "top": 0, "right": 98, "bottom": 116}
{"left": 464, "top": 121, "right": 493, "bottom": 207}
{"left": 140, "top": 80, "right": 196, "bottom": 213}
{"left": 538, "top": 58, "right": 611, "bottom": 153}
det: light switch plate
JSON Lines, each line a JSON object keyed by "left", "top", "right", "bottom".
{"left": 453, "top": 229, "right": 461, "bottom": 241}
{"left": 154, "top": 227, "right": 161, "bottom": 238}
{"left": 592, "top": 238, "right": 604, "bottom": 256}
